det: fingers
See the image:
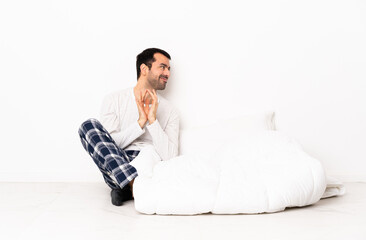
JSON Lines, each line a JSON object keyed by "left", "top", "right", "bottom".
{"left": 136, "top": 90, "right": 148, "bottom": 112}
{"left": 135, "top": 90, "right": 143, "bottom": 102}
{"left": 142, "top": 90, "right": 150, "bottom": 107}
{"left": 136, "top": 95, "right": 144, "bottom": 113}
{"left": 143, "top": 90, "right": 153, "bottom": 105}
{"left": 142, "top": 89, "right": 147, "bottom": 105}
{"left": 151, "top": 89, "right": 157, "bottom": 97}
{"left": 146, "top": 89, "right": 157, "bottom": 103}
{"left": 142, "top": 90, "right": 150, "bottom": 112}
{"left": 136, "top": 95, "right": 142, "bottom": 108}
{"left": 138, "top": 89, "right": 157, "bottom": 108}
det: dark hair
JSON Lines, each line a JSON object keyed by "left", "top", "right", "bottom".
{"left": 136, "top": 48, "right": 171, "bottom": 80}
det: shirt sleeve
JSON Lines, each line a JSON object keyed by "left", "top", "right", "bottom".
{"left": 146, "top": 107, "right": 180, "bottom": 161}
{"left": 99, "top": 93, "right": 145, "bottom": 150}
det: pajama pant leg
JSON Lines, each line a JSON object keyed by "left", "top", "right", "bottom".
{"left": 78, "top": 118, "right": 139, "bottom": 190}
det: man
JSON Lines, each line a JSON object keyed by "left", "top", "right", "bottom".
{"left": 78, "top": 48, "right": 179, "bottom": 206}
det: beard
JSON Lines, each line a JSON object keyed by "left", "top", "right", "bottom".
{"left": 147, "top": 75, "right": 167, "bottom": 90}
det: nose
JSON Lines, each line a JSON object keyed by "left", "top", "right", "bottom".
{"left": 164, "top": 68, "right": 170, "bottom": 78}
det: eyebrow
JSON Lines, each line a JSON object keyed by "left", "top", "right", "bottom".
{"left": 160, "top": 63, "right": 171, "bottom": 70}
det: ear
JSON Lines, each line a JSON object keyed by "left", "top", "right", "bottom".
{"left": 140, "top": 63, "right": 149, "bottom": 76}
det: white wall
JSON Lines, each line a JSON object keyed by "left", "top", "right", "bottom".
{"left": 0, "top": 0, "right": 365, "bottom": 182}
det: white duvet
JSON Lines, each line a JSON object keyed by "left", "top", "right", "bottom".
{"left": 131, "top": 130, "right": 336, "bottom": 215}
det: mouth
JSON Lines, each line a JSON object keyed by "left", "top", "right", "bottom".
{"left": 160, "top": 76, "right": 168, "bottom": 83}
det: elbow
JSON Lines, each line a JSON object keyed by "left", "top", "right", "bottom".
{"left": 172, "top": 142, "right": 179, "bottom": 158}
{"left": 172, "top": 145, "right": 179, "bottom": 158}
{"left": 161, "top": 143, "right": 179, "bottom": 161}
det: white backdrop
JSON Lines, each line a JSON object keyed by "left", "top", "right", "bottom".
{"left": 0, "top": 0, "right": 365, "bottom": 182}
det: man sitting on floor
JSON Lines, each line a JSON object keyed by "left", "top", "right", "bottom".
{"left": 78, "top": 48, "right": 180, "bottom": 206}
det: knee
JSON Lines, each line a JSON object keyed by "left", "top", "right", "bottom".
{"left": 78, "top": 118, "right": 102, "bottom": 137}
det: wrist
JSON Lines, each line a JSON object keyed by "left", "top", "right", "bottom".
{"left": 138, "top": 119, "right": 147, "bottom": 128}
{"left": 148, "top": 117, "right": 156, "bottom": 125}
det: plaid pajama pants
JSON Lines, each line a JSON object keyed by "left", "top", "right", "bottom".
{"left": 78, "top": 118, "right": 140, "bottom": 190}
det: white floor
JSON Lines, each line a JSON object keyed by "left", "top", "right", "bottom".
{"left": 0, "top": 182, "right": 365, "bottom": 240}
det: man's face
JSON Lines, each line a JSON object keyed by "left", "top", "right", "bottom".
{"left": 146, "top": 53, "right": 171, "bottom": 90}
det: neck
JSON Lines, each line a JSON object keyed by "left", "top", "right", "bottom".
{"left": 134, "top": 79, "right": 155, "bottom": 100}
{"left": 134, "top": 78, "right": 154, "bottom": 92}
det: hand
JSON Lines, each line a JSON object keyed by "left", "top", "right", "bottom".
{"left": 135, "top": 90, "right": 148, "bottom": 128}
{"left": 144, "top": 89, "right": 158, "bottom": 124}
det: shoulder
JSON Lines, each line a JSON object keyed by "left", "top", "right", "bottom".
{"left": 102, "top": 87, "right": 133, "bottom": 103}
{"left": 105, "top": 87, "right": 132, "bottom": 99}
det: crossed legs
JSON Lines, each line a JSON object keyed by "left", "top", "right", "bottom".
{"left": 78, "top": 118, "right": 139, "bottom": 205}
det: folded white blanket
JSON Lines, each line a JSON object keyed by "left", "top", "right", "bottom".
{"left": 131, "top": 131, "right": 343, "bottom": 215}
{"left": 322, "top": 175, "right": 346, "bottom": 199}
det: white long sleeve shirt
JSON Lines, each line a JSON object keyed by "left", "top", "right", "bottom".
{"left": 99, "top": 87, "right": 180, "bottom": 161}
